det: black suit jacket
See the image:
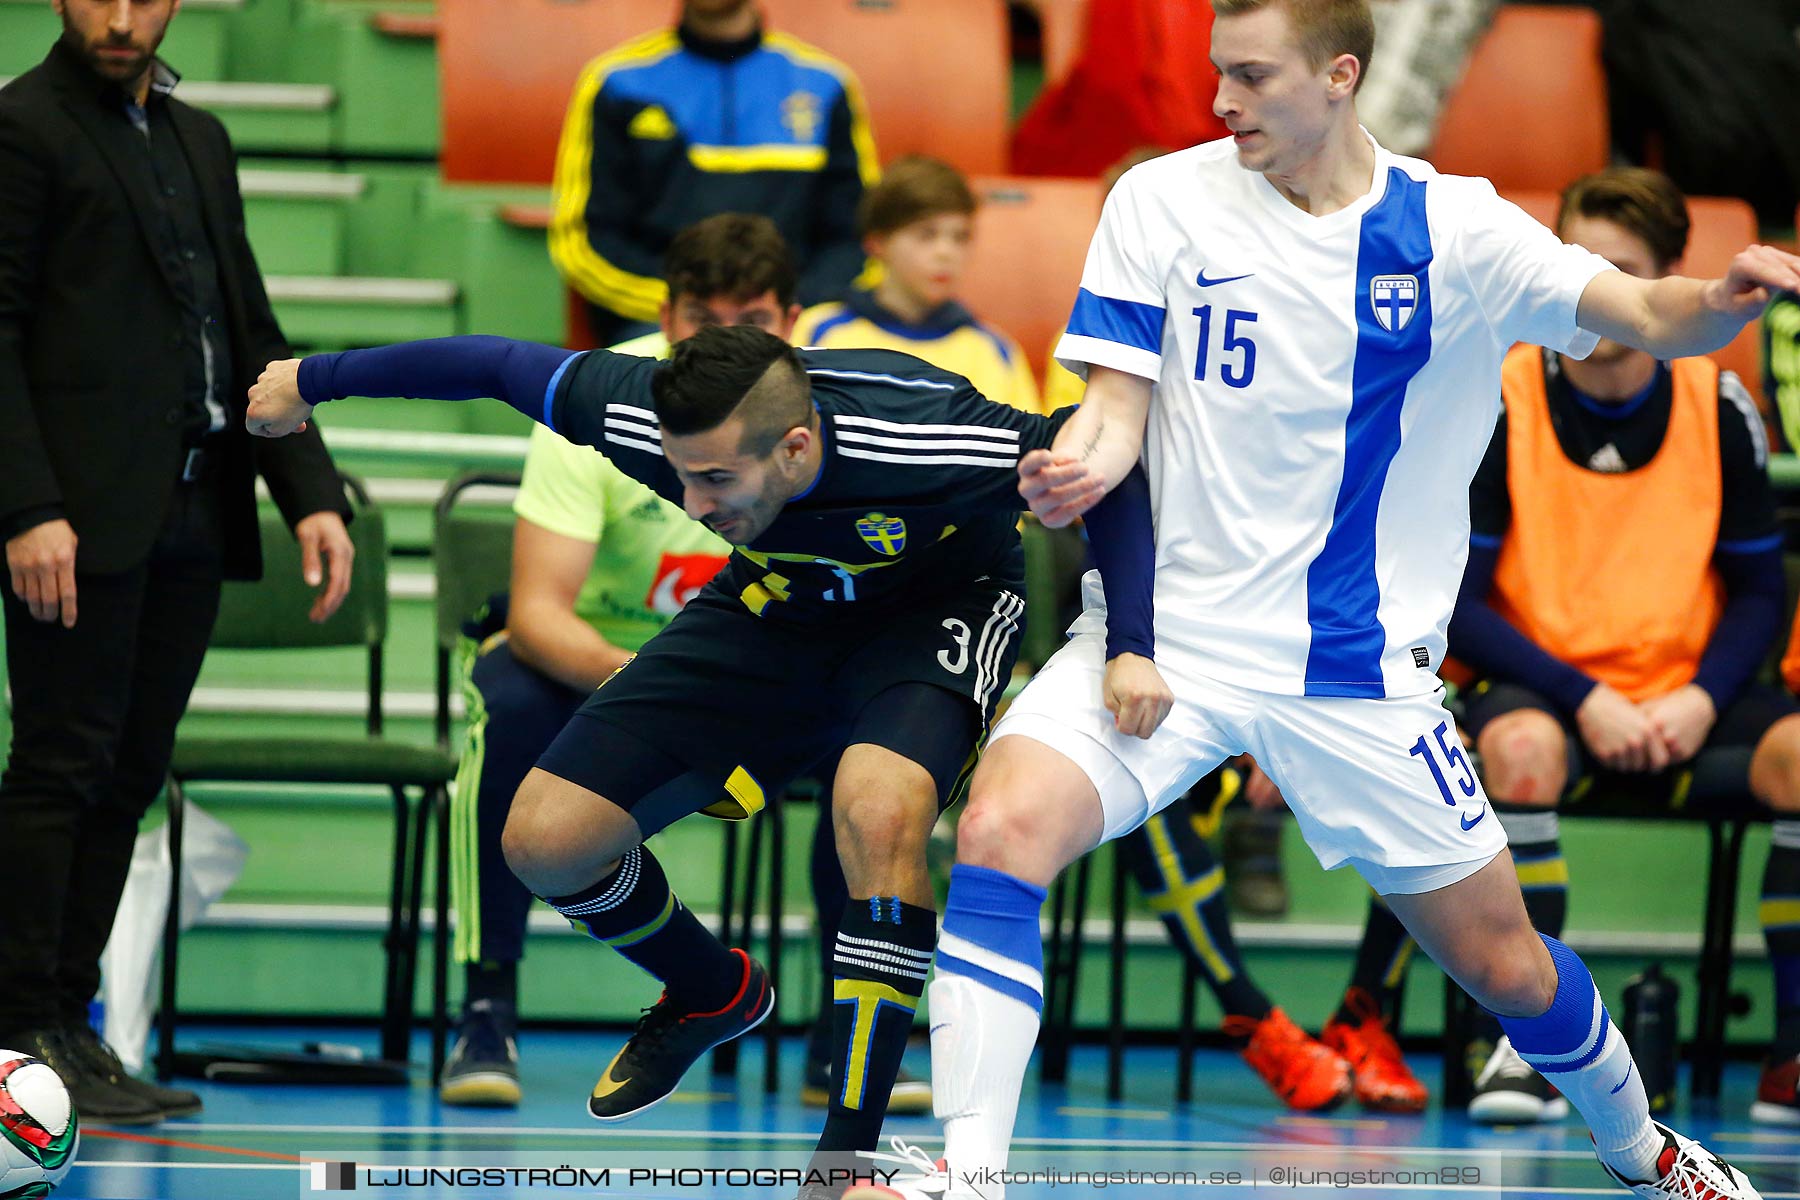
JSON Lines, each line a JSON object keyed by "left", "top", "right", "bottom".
{"left": 0, "top": 40, "right": 347, "bottom": 579}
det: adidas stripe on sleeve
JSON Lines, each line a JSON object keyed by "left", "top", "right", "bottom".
{"left": 805, "top": 352, "right": 1070, "bottom": 512}
{"left": 548, "top": 348, "right": 685, "bottom": 506}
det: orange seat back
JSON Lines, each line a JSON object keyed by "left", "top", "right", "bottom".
{"left": 1037, "top": 0, "right": 1090, "bottom": 84}
{"left": 439, "top": 0, "right": 674, "bottom": 184}
{"left": 761, "top": 0, "right": 1010, "bottom": 174}
{"left": 1430, "top": 6, "right": 1608, "bottom": 192}
{"left": 959, "top": 176, "right": 1105, "bottom": 381}
{"left": 441, "top": 0, "right": 1009, "bottom": 182}
{"left": 1683, "top": 196, "right": 1762, "bottom": 407}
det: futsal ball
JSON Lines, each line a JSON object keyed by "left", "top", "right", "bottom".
{"left": 0, "top": 1051, "right": 78, "bottom": 1198}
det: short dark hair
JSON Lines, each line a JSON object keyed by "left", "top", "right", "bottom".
{"left": 859, "top": 156, "right": 977, "bottom": 238}
{"left": 652, "top": 324, "right": 813, "bottom": 456}
{"left": 1558, "top": 168, "right": 1691, "bottom": 272}
{"left": 662, "top": 213, "right": 799, "bottom": 308}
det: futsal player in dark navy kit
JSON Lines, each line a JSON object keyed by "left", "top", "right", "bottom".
{"left": 245, "top": 326, "right": 1086, "bottom": 1179}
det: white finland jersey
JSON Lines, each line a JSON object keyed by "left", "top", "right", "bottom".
{"left": 1055, "top": 133, "right": 1614, "bottom": 700}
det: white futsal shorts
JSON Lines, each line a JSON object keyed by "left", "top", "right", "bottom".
{"left": 992, "top": 628, "right": 1507, "bottom": 896}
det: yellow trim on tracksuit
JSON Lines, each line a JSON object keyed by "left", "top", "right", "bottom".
{"left": 550, "top": 30, "right": 680, "bottom": 323}
{"left": 686, "top": 143, "right": 830, "bottom": 173}
{"left": 1761, "top": 898, "right": 1800, "bottom": 930}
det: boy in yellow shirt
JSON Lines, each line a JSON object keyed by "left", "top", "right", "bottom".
{"left": 795, "top": 156, "right": 1044, "bottom": 415}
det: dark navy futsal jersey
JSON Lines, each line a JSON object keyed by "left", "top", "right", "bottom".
{"left": 545, "top": 346, "right": 1072, "bottom": 622}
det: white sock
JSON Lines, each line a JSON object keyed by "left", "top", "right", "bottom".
{"left": 929, "top": 974, "right": 1041, "bottom": 1199}
{"left": 1543, "top": 1021, "right": 1662, "bottom": 1181}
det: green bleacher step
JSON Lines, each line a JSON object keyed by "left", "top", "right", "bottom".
{"left": 180, "top": 79, "right": 335, "bottom": 152}
{"left": 322, "top": 426, "right": 528, "bottom": 471}
{"left": 265, "top": 274, "right": 457, "bottom": 348}
{"left": 241, "top": 168, "right": 364, "bottom": 275}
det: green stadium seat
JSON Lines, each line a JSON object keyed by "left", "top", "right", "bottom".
{"left": 159, "top": 478, "right": 459, "bottom": 1082}
{"left": 429, "top": 471, "right": 519, "bottom": 745}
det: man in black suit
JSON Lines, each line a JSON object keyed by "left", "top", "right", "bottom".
{"left": 0, "top": 0, "right": 354, "bottom": 1125}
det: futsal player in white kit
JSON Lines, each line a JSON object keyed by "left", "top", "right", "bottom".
{"left": 847, "top": 1, "right": 1800, "bottom": 1198}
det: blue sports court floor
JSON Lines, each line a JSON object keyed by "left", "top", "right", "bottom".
{"left": 58, "top": 1028, "right": 1800, "bottom": 1199}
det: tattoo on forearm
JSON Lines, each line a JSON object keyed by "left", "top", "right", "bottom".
{"left": 1080, "top": 412, "right": 1104, "bottom": 461}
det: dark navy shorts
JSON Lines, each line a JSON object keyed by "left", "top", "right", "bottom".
{"left": 534, "top": 582, "right": 1025, "bottom": 837}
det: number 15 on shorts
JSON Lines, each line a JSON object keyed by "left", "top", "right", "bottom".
{"left": 1408, "top": 720, "right": 1477, "bottom": 805}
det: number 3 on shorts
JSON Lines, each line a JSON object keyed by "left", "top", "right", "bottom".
{"left": 1407, "top": 720, "right": 1478, "bottom": 805}
{"left": 938, "top": 618, "right": 972, "bottom": 674}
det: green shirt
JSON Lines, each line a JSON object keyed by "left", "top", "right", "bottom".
{"left": 511, "top": 332, "right": 729, "bottom": 652}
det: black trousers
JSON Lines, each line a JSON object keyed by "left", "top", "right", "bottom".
{"left": 0, "top": 479, "right": 224, "bottom": 1035}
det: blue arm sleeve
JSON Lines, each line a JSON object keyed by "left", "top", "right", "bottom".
{"left": 1447, "top": 541, "right": 1598, "bottom": 716}
{"left": 1692, "top": 544, "right": 1785, "bottom": 711}
{"left": 296, "top": 336, "right": 577, "bottom": 426}
{"left": 1083, "top": 464, "right": 1155, "bottom": 661}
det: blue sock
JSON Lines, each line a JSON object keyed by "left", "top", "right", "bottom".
{"left": 1499, "top": 935, "right": 1608, "bottom": 1065}
{"left": 1498, "top": 935, "right": 1656, "bottom": 1169}
{"left": 935, "top": 864, "right": 1047, "bottom": 1014}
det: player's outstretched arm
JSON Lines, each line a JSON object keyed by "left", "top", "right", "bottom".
{"left": 1575, "top": 244, "right": 1800, "bottom": 361}
{"left": 1018, "top": 366, "right": 1151, "bottom": 528}
{"left": 247, "top": 335, "right": 582, "bottom": 438}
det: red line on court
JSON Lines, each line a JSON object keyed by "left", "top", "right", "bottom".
{"left": 85, "top": 1128, "right": 305, "bottom": 1163}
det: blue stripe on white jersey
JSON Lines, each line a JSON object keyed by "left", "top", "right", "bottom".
{"left": 1302, "top": 167, "right": 1436, "bottom": 698}
{"left": 1067, "top": 288, "right": 1166, "bottom": 354}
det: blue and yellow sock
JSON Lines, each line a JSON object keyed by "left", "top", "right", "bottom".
{"left": 1762, "top": 824, "right": 1800, "bottom": 1060}
{"left": 1336, "top": 893, "right": 1416, "bottom": 1024}
{"left": 814, "top": 896, "right": 935, "bottom": 1153}
{"left": 1118, "top": 806, "right": 1271, "bottom": 1023}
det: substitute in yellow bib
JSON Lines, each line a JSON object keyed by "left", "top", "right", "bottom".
{"left": 1446, "top": 168, "right": 1800, "bottom": 1127}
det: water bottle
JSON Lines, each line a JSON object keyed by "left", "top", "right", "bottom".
{"left": 1622, "top": 964, "right": 1680, "bottom": 1113}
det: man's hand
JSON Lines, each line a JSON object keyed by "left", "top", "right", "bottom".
{"left": 294, "top": 511, "right": 354, "bottom": 622}
{"left": 1103, "top": 652, "right": 1173, "bottom": 739}
{"left": 1638, "top": 684, "right": 1717, "bottom": 766}
{"left": 1706, "top": 244, "right": 1800, "bottom": 319}
{"left": 1575, "top": 681, "right": 1668, "bottom": 772}
{"left": 247, "top": 358, "right": 314, "bottom": 437}
{"left": 6, "top": 518, "right": 77, "bottom": 627}
{"left": 1019, "top": 449, "right": 1106, "bottom": 528}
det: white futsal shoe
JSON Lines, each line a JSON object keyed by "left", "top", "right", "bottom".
{"left": 842, "top": 1138, "right": 979, "bottom": 1200}
{"left": 1600, "top": 1121, "right": 1763, "bottom": 1199}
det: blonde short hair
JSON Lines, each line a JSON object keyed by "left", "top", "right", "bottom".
{"left": 1211, "top": 0, "right": 1376, "bottom": 91}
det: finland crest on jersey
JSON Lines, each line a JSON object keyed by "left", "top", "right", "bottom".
{"left": 1370, "top": 275, "right": 1419, "bottom": 332}
{"left": 1055, "top": 133, "right": 1613, "bottom": 701}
